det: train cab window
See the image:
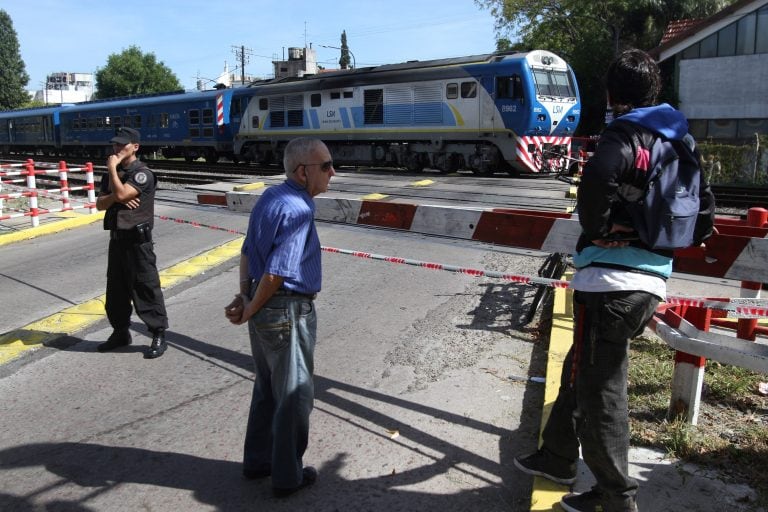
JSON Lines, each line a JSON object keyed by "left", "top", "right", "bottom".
{"left": 446, "top": 83, "right": 458, "bottom": 99}
{"left": 311, "top": 93, "right": 321, "bottom": 107}
{"left": 202, "top": 109, "right": 214, "bottom": 124}
{"left": 343, "top": 91, "right": 353, "bottom": 99}
{"left": 364, "top": 89, "right": 384, "bottom": 124}
{"left": 259, "top": 98, "right": 268, "bottom": 110}
{"left": 160, "top": 113, "right": 169, "bottom": 128}
{"left": 532, "top": 70, "right": 575, "bottom": 98}
{"left": 461, "top": 81, "right": 477, "bottom": 98}
{"left": 497, "top": 75, "right": 524, "bottom": 100}
{"left": 189, "top": 109, "right": 200, "bottom": 125}
{"left": 330, "top": 91, "right": 341, "bottom": 100}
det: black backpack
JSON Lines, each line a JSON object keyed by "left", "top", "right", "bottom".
{"left": 612, "top": 122, "right": 702, "bottom": 250}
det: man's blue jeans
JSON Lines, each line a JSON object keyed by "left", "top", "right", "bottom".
{"left": 243, "top": 294, "right": 317, "bottom": 489}
{"left": 541, "top": 290, "right": 659, "bottom": 511}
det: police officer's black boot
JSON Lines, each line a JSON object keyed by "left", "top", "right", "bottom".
{"left": 145, "top": 330, "right": 167, "bottom": 359}
{"left": 97, "top": 328, "right": 132, "bottom": 352}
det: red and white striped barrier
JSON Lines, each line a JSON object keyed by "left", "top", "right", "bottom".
{"left": 227, "top": 190, "right": 768, "bottom": 283}
{"left": 0, "top": 160, "right": 97, "bottom": 227}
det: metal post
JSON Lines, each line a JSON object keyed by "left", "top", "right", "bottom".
{"left": 667, "top": 305, "right": 710, "bottom": 425}
{"left": 736, "top": 207, "right": 768, "bottom": 340}
{"left": 58, "top": 161, "right": 71, "bottom": 211}
{"left": 25, "top": 160, "right": 39, "bottom": 227}
{"left": 85, "top": 162, "right": 97, "bottom": 213}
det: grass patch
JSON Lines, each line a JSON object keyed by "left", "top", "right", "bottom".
{"left": 628, "top": 334, "right": 768, "bottom": 505}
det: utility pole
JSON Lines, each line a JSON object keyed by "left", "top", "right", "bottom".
{"left": 231, "top": 45, "right": 255, "bottom": 85}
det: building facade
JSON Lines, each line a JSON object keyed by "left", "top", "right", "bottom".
{"left": 32, "top": 72, "right": 95, "bottom": 104}
{"left": 652, "top": 0, "right": 768, "bottom": 141}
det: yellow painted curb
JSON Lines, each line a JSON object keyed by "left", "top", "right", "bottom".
{"left": 530, "top": 272, "right": 573, "bottom": 511}
{"left": 566, "top": 186, "right": 578, "bottom": 199}
{"left": 0, "top": 211, "right": 104, "bottom": 247}
{"left": 361, "top": 193, "right": 388, "bottom": 200}
{"left": 410, "top": 179, "right": 434, "bottom": 187}
{"left": 0, "top": 236, "right": 244, "bottom": 366}
{"left": 232, "top": 182, "right": 265, "bottom": 192}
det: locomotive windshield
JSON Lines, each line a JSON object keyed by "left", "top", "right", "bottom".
{"left": 531, "top": 69, "right": 575, "bottom": 98}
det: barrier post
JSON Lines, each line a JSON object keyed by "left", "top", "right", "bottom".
{"left": 58, "top": 160, "right": 71, "bottom": 212}
{"left": 736, "top": 207, "right": 767, "bottom": 341}
{"left": 85, "top": 162, "right": 97, "bottom": 213}
{"left": 667, "top": 305, "right": 710, "bottom": 425}
{"left": 0, "top": 172, "right": 4, "bottom": 216}
{"left": 25, "top": 159, "right": 39, "bottom": 227}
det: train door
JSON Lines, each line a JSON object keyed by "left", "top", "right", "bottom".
{"left": 43, "top": 116, "right": 52, "bottom": 142}
{"left": 479, "top": 76, "right": 495, "bottom": 133}
{"left": 7, "top": 120, "right": 14, "bottom": 143}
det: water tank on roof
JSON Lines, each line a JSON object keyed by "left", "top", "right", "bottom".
{"left": 288, "top": 47, "right": 304, "bottom": 60}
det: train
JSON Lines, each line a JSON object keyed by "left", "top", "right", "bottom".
{"left": 0, "top": 49, "right": 581, "bottom": 175}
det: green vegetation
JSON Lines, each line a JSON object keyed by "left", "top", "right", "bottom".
{"left": 0, "top": 9, "right": 30, "bottom": 110}
{"left": 94, "top": 46, "right": 182, "bottom": 100}
{"left": 700, "top": 135, "right": 768, "bottom": 185}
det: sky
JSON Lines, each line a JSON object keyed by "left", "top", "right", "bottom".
{"left": 3, "top": 0, "right": 504, "bottom": 92}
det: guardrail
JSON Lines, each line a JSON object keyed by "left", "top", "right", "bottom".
{"left": 0, "top": 160, "right": 97, "bottom": 227}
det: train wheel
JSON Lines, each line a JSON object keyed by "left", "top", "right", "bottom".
{"left": 205, "top": 150, "right": 219, "bottom": 164}
{"left": 404, "top": 153, "right": 424, "bottom": 172}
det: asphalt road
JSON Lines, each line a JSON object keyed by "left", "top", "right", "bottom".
{"left": 0, "top": 198, "right": 549, "bottom": 511}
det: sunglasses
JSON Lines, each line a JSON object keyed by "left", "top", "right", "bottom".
{"left": 295, "top": 160, "right": 334, "bottom": 173}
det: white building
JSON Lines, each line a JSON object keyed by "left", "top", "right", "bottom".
{"left": 651, "top": 0, "right": 768, "bottom": 141}
{"left": 272, "top": 46, "right": 318, "bottom": 79}
{"left": 32, "top": 72, "right": 94, "bottom": 104}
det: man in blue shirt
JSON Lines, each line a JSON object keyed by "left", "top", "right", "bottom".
{"left": 224, "top": 137, "right": 334, "bottom": 498}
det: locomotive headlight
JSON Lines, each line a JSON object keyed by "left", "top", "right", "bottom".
{"left": 537, "top": 114, "right": 547, "bottom": 122}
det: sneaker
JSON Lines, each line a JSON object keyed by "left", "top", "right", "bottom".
{"left": 513, "top": 449, "right": 577, "bottom": 485}
{"left": 561, "top": 489, "right": 637, "bottom": 512}
{"left": 97, "top": 329, "right": 132, "bottom": 352}
{"left": 560, "top": 489, "right": 602, "bottom": 512}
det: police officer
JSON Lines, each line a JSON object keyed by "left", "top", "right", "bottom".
{"left": 96, "top": 127, "right": 169, "bottom": 359}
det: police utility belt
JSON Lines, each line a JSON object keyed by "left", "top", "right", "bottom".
{"left": 110, "top": 222, "right": 152, "bottom": 243}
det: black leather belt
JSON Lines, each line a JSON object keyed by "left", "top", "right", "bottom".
{"left": 273, "top": 289, "right": 317, "bottom": 300}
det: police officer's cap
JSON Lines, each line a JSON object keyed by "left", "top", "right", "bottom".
{"left": 110, "top": 127, "right": 141, "bottom": 144}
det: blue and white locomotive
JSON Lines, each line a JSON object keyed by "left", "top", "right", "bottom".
{"left": 0, "top": 49, "right": 579, "bottom": 174}
{"left": 236, "top": 49, "right": 581, "bottom": 174}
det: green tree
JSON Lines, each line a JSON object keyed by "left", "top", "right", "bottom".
{"left": 476, "top": 0, "right": 732, "bottom": 134}
{"left": 95, "top": 45, "right": 181, "bottom": 99}
{"left": 339, "top": 30, "right": 352, "bottom": 69}
{"left": 0, "top": 9, "right": 30, "bottom": 110}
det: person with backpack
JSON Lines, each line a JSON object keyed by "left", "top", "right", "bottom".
{"left": 95, "top": 127, "right": 169, "bottom": 359}
{"left": 513, "top": 49, "right": 715, "bottom": 512}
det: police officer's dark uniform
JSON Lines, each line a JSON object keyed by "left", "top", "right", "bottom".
{"left": 97, "top": 127, "right": 168, "bottom": 358}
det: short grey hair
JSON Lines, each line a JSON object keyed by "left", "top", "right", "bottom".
{"left": 283, "top": 138, "right": 327, "bottom": 177}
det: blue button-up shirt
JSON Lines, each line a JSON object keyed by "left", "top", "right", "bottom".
{"left": 241, "top": 180, "right": 322, "bottom": 294}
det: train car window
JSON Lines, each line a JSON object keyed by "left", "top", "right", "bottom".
{"left": 287, "top": 95, "right": 304, "bottom": 127}
{"left": 311, "top": 93, "right": 321, "bottom": 107}
{"left": 446, "top": 83, "right": 458, "bottom": 99}
{"left": 87, "top": 118, "right": 96, "bottom": 129}
{"left": 364, "top": 89, "right": 384, "bottom": 124}
{"left": 203, "top": 127, "right": 214, "bottom": 137}
{"left": 134, "top": 115, "right": 142, "bottom": 128}
{"left": 190, "top": 127, "right": 200, "bottom": 137}
{"left": 147, "top": 115, "right": 155, "bottom": 128}
{"left": 330, "top": 92, "right": 341, "bottom": 100}
{"left": 160, "top": 113, "right": 169, "bottom": 128}
{"left": 259, "top": 98, "right": 268, "bottom": 110}
{"left": 202, "top": 109, "right": 214, "bottom": 124}
{"left": 189, "top": 109, "right": 200, "bottom": 125}
{"left": 461, "top": 82, "right": 477, "bottom": 98}
{"left": 96, "top": 118, "right": 104, "bottom": 129}
{"left": 113, "top": 116, "right": 122, "bottom": 129}
{"left": 343, "top": 91, "right": 353, "bottom": 98}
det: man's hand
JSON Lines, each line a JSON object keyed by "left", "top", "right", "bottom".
{"left": 224, "top": 294, "right": 246, "bottom": 325}
{"left": 122, "top": 197, "right": 140, "bottom": 209}
{"left": 591, "top": 223, "right": 635, "bottom": 249}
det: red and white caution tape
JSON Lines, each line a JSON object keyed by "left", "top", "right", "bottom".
{"left": 155, "top": 214, "right": 768, "bottom": 318}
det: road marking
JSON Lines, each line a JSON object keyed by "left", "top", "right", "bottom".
{"left": 0, "top": 237, "right": 244, "bottom": 366}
